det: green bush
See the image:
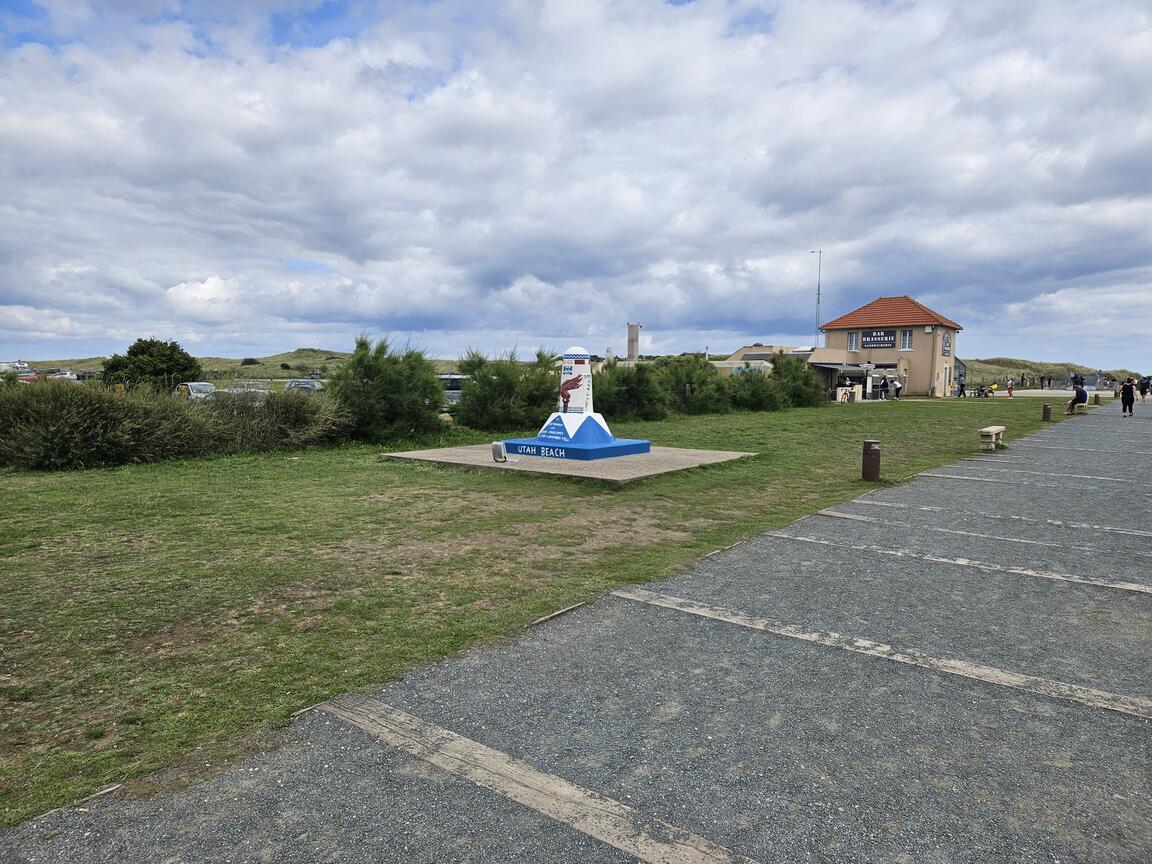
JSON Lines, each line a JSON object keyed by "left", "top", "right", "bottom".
{"left": 0, "top": 382, "right": 215, "bottom": 470}
{"left": 593, "top": 362, "right": 669, "bottom": 420}
{"left": 652, "top": 354, "right": 731, "bottom": 414}
{"left": 0, "top": 382, "right": 352, "bottom": 471}
{"left": 326, "top": 336, "right": 442, "bottom": 442}
{"left": 101, "top": 338, "right": 203, "bottom": 392}
{"left": 456, "top": 349, "right": 558, "bottom": 431}
{"left": 205, "top": 392, "right": 350, "bottom": 452}
{"left": 769, "top": 353, "right": 826, "bottom": 407}
{"left": 727, "top": 367, "right": 785, "bottom": 411}
{"left": 240, "top": 357, "right": 259, "bottom": 366}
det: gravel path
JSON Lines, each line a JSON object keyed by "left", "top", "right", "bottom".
{"left": 3, "top": 406, "right": 1150, "bottom": 864}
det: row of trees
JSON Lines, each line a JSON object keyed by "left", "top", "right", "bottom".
{"left": 332, "top": 340, "right": 825, "bottom": 434}
{"left": 2, "top": 337, "right": 826, "bottom": 470}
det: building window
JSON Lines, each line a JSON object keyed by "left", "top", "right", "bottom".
{"left": 899, "top": 329, "right": 913, "bottom": 350}
{"left": 847, "top": 332, "right": 859, "bottom": 351}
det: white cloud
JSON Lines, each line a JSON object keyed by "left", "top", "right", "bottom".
{"left": 0, "top": 0, "right": 1149, "bottom": 371}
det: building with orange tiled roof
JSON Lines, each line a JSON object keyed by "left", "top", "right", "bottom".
{"left": 808, "top": 296, "right": 963, "bottom": 398}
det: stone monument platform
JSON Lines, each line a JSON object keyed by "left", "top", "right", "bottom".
{"left": 381, "top": 445, "right": 754, "bottom": 484}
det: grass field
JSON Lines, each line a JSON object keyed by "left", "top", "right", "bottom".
{"left": 0, "top": 398, "right": 1073, "bottom": 825}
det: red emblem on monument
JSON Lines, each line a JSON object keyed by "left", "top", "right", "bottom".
{"left": 559, "top": 374, "right": 583, "bottom": 413}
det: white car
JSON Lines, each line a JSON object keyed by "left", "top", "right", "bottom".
{"left": 173, "top": 382, "right": 217, "bottom": 400}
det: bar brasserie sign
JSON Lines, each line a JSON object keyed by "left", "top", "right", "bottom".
{"left": 860, "top": 329, "right": 896, "bottom": 349}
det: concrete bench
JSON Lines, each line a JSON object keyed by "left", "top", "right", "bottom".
{"left": 979, "top": 425, "right": 1006, "bottom": 451}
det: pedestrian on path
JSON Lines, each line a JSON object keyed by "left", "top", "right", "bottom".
{"left": 880, "top": 377, "right": 890, "bottom": 400}
{"left": 1007, "top": 377, "right": 1015, "bottom": 397}
{"left": 957, "top": 374, "right": 966, "bottom": 397}
{"left": 1120, "top": 377, "right": 1136, "bottom": 417}
{"left": 1140, "top": 376, "right": 1149, "bottom": 404}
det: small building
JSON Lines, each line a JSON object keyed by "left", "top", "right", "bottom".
{"left": 810, "top": 296, "right": 963, "bottom": 397}
{"left": 726, "top": 344, "right": 795, "bottom": 363}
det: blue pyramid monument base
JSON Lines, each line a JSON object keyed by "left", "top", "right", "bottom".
{"left": 504, "top": 412, "right": 651, "bottom": 461}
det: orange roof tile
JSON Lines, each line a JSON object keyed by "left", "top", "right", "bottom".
{"left": 821, "top": 296, "right": 962, "bottom": 331}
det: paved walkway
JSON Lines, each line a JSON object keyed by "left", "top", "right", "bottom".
{"left": 3, "top": 406, "right": 1150, "bottom": 863}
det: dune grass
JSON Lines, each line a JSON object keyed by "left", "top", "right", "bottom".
{"left": 0, "top": 397, "right": 1069, "bottom": 825}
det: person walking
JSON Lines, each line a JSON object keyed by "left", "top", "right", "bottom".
{"left": 1120, "top": 377, "right": 1136, "bottom": 417}
{"left": 1007, "top": 377, "right": 1015, "bottom": 397}
{"left": 1140, "top": 376, "right": 1149, "bottom": 404}
{"left": 957, "top": 373, "right": 967, "bottom": 398}
{"left": 880, "top": 377, "right": 890, "bottom": 400}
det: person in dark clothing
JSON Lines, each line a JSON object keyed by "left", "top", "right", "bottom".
{"left": 1140, "top": 376, "right": 1149, "bottom": 404}
{"left": 1120, "top": 378, "right": 1136, "bottom": 417}
{"left": 1065, "top": 384, "right": 1088, "bottom": 415}
{"left": 880, "top": 377, "right": 889, "bottom": 400}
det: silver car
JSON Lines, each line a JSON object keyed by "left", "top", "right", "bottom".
{"left": 284, "top": 379, "right": 324, "bottom": 394}
{"left": 173, "top": 382, "right": 217, "bottom": 400}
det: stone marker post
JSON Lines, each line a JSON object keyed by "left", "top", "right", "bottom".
{"left": 862, "top": 440, "right": 881, "bottom": 481}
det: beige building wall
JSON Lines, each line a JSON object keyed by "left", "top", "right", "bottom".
{"left": 822, "top": 325, "right": 959, "bottom": 396}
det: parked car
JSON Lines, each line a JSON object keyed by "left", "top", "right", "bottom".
{"left": 284, "top": 379, "right": 324, "bottom": 394}
{"left": 173, "top": 382, "right": 217, "bottom": 400}
{"left": 437, "top": 373, "right": 468, "bottom": 408}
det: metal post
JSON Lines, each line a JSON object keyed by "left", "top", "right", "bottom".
{"left": 862, "top": 439, "right": 881, "bottom": 481}
{"left": 810, "top": 249, "right": 822, "bottom": 347}
{"left": 1042, "top": 404, "right": 1052, "bottom": 422}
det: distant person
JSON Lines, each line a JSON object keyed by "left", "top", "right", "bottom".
{"left": 957, "top": 374, "right": 967, "bottom": 397}
{"left": 1039, "top": 375, "right": 1046, "bottom": 389}
{"left": 1065, "top": 384, "right": 1088, "bottom": 415}
{"left": 892, "top": 377, "right": 903, "bottom": 400}
{"left": 1007, "top": 377, "right": 1015, "bottom": 397}
{"left": 1120, "top": 377, "right": 1136, "bottom": 417}
{"left": 880, "top": 377, "right": 889, "bottom": 400}
{"left": 1140, "top": 376, "right": 1149, "bottom": 404}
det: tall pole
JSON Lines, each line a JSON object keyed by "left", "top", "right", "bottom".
{"left": 810, "top": 249, "right": 822, "bottom": 348}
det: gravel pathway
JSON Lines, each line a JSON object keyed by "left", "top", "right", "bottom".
{"left": 3, "top": 407, "right": 1149, "bottom": 864}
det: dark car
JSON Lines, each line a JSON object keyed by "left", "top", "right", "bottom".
{"left": 284, "top": 379, "right": 324, "bottom": 394}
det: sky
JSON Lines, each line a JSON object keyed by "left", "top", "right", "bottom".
{"left": 1, "top": 0, "right": 1150, "bottom": 370}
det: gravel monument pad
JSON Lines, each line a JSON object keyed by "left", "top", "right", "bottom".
{"left": 383, "top": 444, "right": 754, "bottom": 483}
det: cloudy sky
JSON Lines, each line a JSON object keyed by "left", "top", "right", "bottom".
{"left": 1, "top": 0, "right": 1150, "bottom": 370}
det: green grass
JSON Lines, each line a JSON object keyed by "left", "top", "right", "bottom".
{"left": 0, "top": 398, "right": 1078, "bottom": 825}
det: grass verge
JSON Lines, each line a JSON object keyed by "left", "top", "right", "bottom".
{"left": 1, "top": 397, "right": 1070, "bottom": 824}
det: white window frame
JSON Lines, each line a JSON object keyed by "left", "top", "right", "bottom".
{"left": 847, "top": 332, "right": 860, "bottom": 351}
{"left": 899, "top": 329, "right": 913, "bottom": 351}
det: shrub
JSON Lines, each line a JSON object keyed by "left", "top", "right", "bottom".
{"left": 240, "top": 357, "right": 259, "bottom": 366}
{"left": 0, "top": 382, "right": 216, "bottom": 470}
{"left": 456, "top": 349, "right": 557, "bottom": 431}
{"left": 727, "top": 367, "right": 785, "bottom": 411}
{"left": 652, "top": 354, "right": 731, "bottom": 414}
{"left": 769, "top": 353, "right": 826, "bottom": 408}
{"left": 280, "top": 363, "right": 291, "bottom": 370}
{"left": 205, "top": 392, "right": 350, "bottom": 452}
{"left": 0, "top": 382, "right": 353, "bottom": 471}
{"left": 593, "top": 362, "right": 668, "bottom": 420}
{"left": 326, "top": 336, "right": 442, "bottom": 442}
{"left": 101, "top": 338, "right": 203, "bottom": 392}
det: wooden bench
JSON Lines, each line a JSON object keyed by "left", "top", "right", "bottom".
{"left": 979, "top": 425, "right": 1006, "bottom": 451}
{"left": 1074, "top": 402, "right": 1089, "bottom": 414}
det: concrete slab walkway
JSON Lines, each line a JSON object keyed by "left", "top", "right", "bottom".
{"left": 3, "top": 406, "right": 1149, "bottom": 863}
